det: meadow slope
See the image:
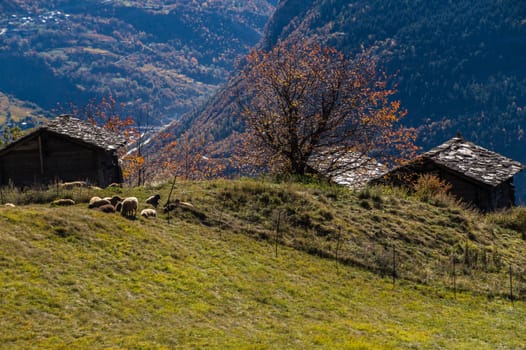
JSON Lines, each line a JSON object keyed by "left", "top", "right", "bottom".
{"left": 0, "top": 179, "right": 525, "bottom": 349}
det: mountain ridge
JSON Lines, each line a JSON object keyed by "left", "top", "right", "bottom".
{"left": 155, "top": 0, "right": 526, "bottom": 200}
{"left": 0, "top": 0, "right": 275, "bottom": 126}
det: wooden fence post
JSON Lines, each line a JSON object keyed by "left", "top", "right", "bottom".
{"left": 218, "top": 199, "right": 225, "bottom": 240}
{"left": 166, "top": 176, "right": 177, "bottom": 206}
{"left": 509, "top": 264, "right": 514, "bottom": 304}
{"left": 275, "top": 211, "right": 281, "bottom": 258}
{"left": 452, "top": 255, "right": 457, "bottom": 299}
{"left": 165, "top": 176, "right": 177, "bottom": 224}
{"left": 392, "top": 245, "right": 396, "bottom": 287}
{"left": 335, "top": 226, "right": 342, "bottom": 264}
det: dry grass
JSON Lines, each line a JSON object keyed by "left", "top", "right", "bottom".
{"left": 0, "top": 178, "right": 525, "bottom": 348}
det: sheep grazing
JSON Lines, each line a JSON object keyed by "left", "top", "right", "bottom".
{"left": 179, "top": 201, "right": 194, "bottom": 209}
{"left": 108, "top": 182, "right": 122, "bottom": 188}
{"left": 140, "top": 208, "right": 157, "bottom": 218}
{"left": 88, "top": 199, "right": 111, "bottom": 209}
{"left": 101, "top": 196, "right": 122, "bottom": 207}
{"left": 145, "top": 194, "right": 161, "bottom": 208}
{"left": 163, "top": 199, "right": 194, "bottom": 213}
{"left": 98, "top": 204, "right": 115, "bottom": 213}
{"left": 60, "top": 181, "right": 88, "bottom": 190}
{"left": 121, "top": 197, "right": 138, "bottom": 218}
{"left": 51, "top": 199, "right": 76, "bottom": 206}
{"left": 4, "top": 203, "right": 16, "bottom": 208}
{"left": 89, "top": 196, "right": 102, "bottom": 205}
{"left": 163, "top": 203, "right": 176, "bottom": 213}
{"left": 109, "top": 195, "right": 123, "bottom": 207}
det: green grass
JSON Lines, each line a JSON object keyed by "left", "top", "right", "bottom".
{"left": 0, "top": 179, "right": 525, "bottom": 348}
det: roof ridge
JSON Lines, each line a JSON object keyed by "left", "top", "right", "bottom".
{"left": 43, "top": 115, "right": 127, "bottom": 151}
{"left": 423, "top": 136, "right": 462, "bottom": 157}
{"left": 422, "top": 136, "right": 524, "bottom": 186}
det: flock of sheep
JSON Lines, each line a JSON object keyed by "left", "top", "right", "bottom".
{"left": 2, "top": 181, "right": 194, "bottom": 220}
{"left": 86, "top": 194, "right": 161, "bottom": 219}
{"left": 41, "top": 193, "right": 161, "bottom": 219}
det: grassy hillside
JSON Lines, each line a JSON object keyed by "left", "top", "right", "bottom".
{"left": 0, "top": 92, "right": 46, "bottom": 128}
{"left": 0, "top": 179, "right": 525, "bottom": 348}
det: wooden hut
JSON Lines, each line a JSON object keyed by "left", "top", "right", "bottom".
{"left": 373, "top": 136, "right": 525, "bottom": 211}
{"left": 0, "top": 115, "right": 126, "bottom": 188}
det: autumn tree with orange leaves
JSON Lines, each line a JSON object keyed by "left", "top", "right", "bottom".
{"left": 156, "top": 130, "right": 227, "bottom": 181}
{"left": 238, "top": 42, "right": 417, "bottom": 177}
{"left": 65, "top": 95, "right": 150, "bottom": 185}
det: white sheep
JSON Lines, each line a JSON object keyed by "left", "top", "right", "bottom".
{"left": 60, "top": 181, "right": 88, "bottom": 190}
{"left": 89, "top": 196, "right": 102, "bottom": 205}
{"left": 140, "top": 208, "right": 157, "bottom": 218}
{"left": 52, "top": 199, "right": 76, "bottom": 206}
{"left": 163, "top": 199, "right": 194, "bottom": 213}
{"left": 98, "top": 204, "right": 116, "bottom": 213}
{"left": 88, "top": 199, "right": 111, "bottom": 209}
{"left": 4, "top": 203, "right": 16, "bottom": 208}
{"left": 109, "top": 195, "right": 123, "bottom": 207}
{"left": 121, "top": 197, "right": 138, "bottom": 218}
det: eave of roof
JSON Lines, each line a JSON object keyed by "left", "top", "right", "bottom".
{"left": 309, "top": 150, "right": 387, "bottom": 188}
{"left": 422, "top": 137, "right": 525, "bottom": 187}
{"left": 0, "top": 115, "right": 126, "bottom": 156}
{"left": 373, "top": 136, "right": 525, "bottom": 188}
{"left": 44, "top": 115, "right": 126, "bottom": 151}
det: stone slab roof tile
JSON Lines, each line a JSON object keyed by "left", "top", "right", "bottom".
{"left": 311, "top": 151, "right": 386, "bottom": 188}
{"left": 44, "top": 115, "right": 126, "bottom": 152}
{"left": 422, "top": 137, "right": 525, "bottom": 187}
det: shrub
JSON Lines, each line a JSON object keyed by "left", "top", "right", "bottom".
{"left": 359, "top": 200, "right": 372, "bottom": 210}
{"left": 509, "top": 208, "right": 526, "bottom": 238}
{"left": 357, "top": 186, "right": 383, "bottom": 203}
{"left": 413, "top": 174, "right": 452, "bottom": 203}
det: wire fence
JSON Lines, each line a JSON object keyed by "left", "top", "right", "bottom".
{"left": 266, "top": 211, "right": 525, "bottom": 302}
{"left": 1, "top": 182, "right": 524, "bottom": 301}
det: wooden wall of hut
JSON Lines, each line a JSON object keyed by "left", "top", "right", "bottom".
{"left": 374, "top": 160, "right": 515, "bottom": 212}
{"left": 0, "top": 131, "right": 122, "bottom": 188}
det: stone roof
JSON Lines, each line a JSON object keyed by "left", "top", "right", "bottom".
{"left": 43, "top": 115, "right": 127, "bottom": 152}
{"left": 311, "top": 151, "right": 386, "bottom": 188}
{"left": 331, "top": 158, "right": 386, "bottom": 188}
{"left": 420, "top": 136, "right": 525, "bottom": 187}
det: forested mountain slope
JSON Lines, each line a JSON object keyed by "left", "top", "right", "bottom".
{"left": 158, "top": 0, "right": 526, "bottom": 200}
{"left": 0, "top": 0, "right": 275, "bottom": 126}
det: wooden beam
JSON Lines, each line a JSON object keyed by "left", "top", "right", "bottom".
{"left": 38, "top": 136, "right": 44, "bottom": 175}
